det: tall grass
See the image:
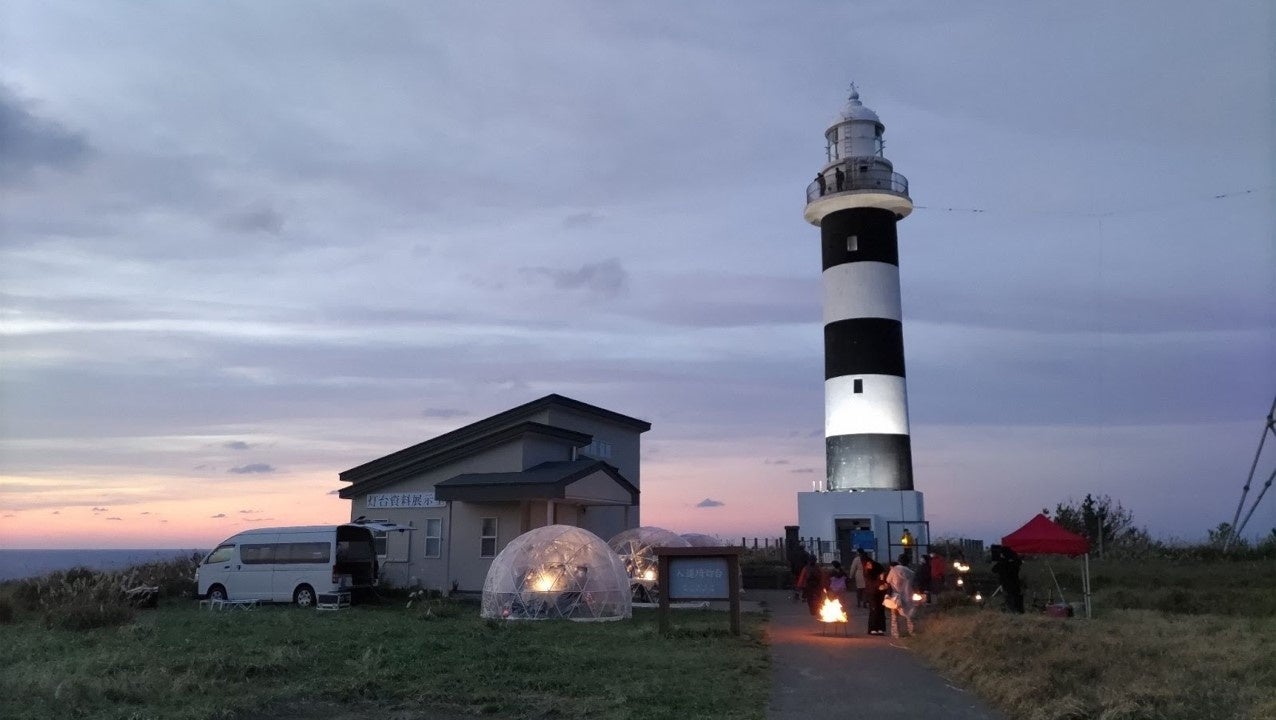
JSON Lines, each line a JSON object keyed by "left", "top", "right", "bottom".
{"left": 0, "top": 553, "right": 201, "bottom": 630}
{"left": 913, "top": 608, "right": 1276, "bottom": 720}
{"left": 913, "top": 555, "right": 1276, "bottom": 719}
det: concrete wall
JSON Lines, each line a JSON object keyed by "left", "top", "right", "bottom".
{"left": 349, "top": 438, "right": 526, "bottom": 590}
{"left": 544, "top": 405, "right": 643, "bottom": 537}
{"left": 797, "top": 489, "right": 926, "bottom": 562}
{"left": 521, "top": 433, "right": 575, "bottom": 468}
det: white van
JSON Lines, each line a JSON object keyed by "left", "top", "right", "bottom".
{"left": 196, "top": 524, "right": 380, "bottom": 607}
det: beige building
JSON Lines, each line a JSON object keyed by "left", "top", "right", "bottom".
{"left": 338, "top": 394, "right": 650, "bottom": 592}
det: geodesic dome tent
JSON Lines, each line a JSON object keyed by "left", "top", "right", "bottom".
{"left": 480, "top": 525, "right": 632, "bottom": 621}
{"left": 607, "top": 526, "right": 690, "bottom": 596}
{"left": 680, "top": 533, "right": 721, "bottom": 547}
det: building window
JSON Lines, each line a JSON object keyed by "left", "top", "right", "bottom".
{"left": 480, "top": 518, "right": 498, "bottom": 558}
{"left": 582, "top": 439, "right": 613, "bottom": 459}
{"left": 424, "top": 518, "right": 442, "bottom": 558}
{"left": 846, "top": 235, "right": 858, "bottom": 252}
{"left": 853, "top": 378, "right": 863, "bottom": 394}
{"left": 364, "top": 518, "right": 389, "bottom": 559}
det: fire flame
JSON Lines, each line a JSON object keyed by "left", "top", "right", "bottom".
{"left": 818, "top": 595, "right": 848, "bottom": 623}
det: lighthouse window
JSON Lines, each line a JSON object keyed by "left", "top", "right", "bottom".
{"left": 846, "top": 235, "right": 858, "bottom": 252}
{"left": 853, "top": 379, "right": 863, "bottom": 394}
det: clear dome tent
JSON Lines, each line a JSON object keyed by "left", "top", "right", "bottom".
{"left": 680, "top": 533, "right": 722, "bottom": 547}
{"left": 480, "top": 525, "right": 632, "bottom": 622}
{"left": 608, "top": 526, "right": 690, "bottom": 602}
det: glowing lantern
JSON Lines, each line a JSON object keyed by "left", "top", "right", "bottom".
{"left": 911, "top": 592, "right": 924, "bottom": 603}
{"left": 956, "top": 577, "right": 965, "bottom": 587}
{"left": 974, "top": 592, "right": 984, "bottom": 602}
{"left": 531, "top": 571, "right": 557, "bottom": 592}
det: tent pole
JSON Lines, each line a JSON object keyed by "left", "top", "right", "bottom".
{"left": 1046, "top": 560, "right": 1064, "bottom": 604}
{"left": 1083, "top": 553, "right": 1092, "bottom": 619}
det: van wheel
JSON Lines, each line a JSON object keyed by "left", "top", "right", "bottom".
{"left": 293, "top": 584, "right": 316, "bottom": 608}
{"left": 208, "top": 585, "right": 227, "bottom": 602}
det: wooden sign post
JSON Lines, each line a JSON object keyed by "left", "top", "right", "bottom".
{"left": 656, "top": 546, "right": 743, "bottom": 636}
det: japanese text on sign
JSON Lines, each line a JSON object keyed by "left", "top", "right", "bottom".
{"left": 366, "top": 492, "right": 446, "bottom": 509}
{"left": 666, "top": 557, "right": 730, "bottom": 600}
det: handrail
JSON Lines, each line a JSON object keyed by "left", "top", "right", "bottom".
{"left": 807, "top": 165, "right": 909, "bottom": 203}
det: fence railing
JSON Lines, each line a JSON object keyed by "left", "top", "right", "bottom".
{"left": 806, "top": 164, "right": 909, "bottom": 203}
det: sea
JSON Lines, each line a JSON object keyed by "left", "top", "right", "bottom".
{"left": 0, "top": 549, "right": 206, "bottom": 582}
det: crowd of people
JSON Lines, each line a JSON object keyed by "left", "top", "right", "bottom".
{"left": 792, "top": 548, "right": 952, "bottom": 638}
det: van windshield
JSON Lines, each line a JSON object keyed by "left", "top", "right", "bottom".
{"left": 205, "top": 545, "right": 234, "bottom": 564}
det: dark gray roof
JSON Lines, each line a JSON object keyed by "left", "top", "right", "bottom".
{"left": 337, "top": 422, "right": 590, "bottom": 499}
{"left": 339, "top": 394, "right": 650, "bottom": 489}
{"left": 434, "top": 459, "right": 638, "bottom": 504}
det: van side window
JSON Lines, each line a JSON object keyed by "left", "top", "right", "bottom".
{"left": 206, "top": 545, "right": 235, "bottom": 564}
{"left": 283, "top": 542, "right": 331, "bottom": 564}
{"left": 240, "top": 544, "right": 276, "bottom": 564}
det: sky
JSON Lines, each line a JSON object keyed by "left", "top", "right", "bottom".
{"left": 1, "top": 2, "right": 1273, "bottom": 549}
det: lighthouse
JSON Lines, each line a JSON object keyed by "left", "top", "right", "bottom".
{"left": 795, "top": 86, "right": 926, "bottom": 563}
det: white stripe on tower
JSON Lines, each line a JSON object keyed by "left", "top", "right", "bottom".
{"left": 822, "top": 261, "right": 902, "bottom": 324}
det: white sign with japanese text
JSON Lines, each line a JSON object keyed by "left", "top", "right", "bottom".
{"left": 366, "top": 491, "right": 446, "bottom": 509}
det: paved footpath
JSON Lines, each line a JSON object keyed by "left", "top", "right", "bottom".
{"left": 759, "top": 590, "right": 1004, "bottom": 720}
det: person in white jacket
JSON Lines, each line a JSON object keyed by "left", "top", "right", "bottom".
{"left": 885, "top": 556, "right": 916, "bottom": 638}
{"left": 848, "top": 550, "right": 867, "bottom": 608}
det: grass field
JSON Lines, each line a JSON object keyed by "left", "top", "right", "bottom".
{"left": 911, "top": 557, "right": 1276, "bottom": 720}
{"left": 0, "top": 598, "right": 769, "bottom": 720}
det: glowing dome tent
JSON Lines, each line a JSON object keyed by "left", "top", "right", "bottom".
{"left": 480, "top": 525, "right": 632, "bottom": 621}
{"left": 680, "top": 533, "right": 722, "bottom": 547}
{"left": 608, "top": 527, "right": 690, "bottom": 602}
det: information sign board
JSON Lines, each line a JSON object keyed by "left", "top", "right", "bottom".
{"left": 667, "top": 557, "right": 730, "bottom": 600}
{"left": 656, "top": 547, "right": 743, "bottom": 636}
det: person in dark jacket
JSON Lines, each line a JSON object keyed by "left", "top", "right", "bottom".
{"left": 991, "top": 545, "right": 1025, "bottom": 613}
{"left": 915, "top": 554, "right": 933, "bottom": 597}
{"left": 864, "top": 559, "right": 888, "bottom": 635}
{"left": 796, "top": 556, "right": 825, "bottom": 616}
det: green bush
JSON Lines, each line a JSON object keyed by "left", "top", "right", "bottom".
{"left": 0, "top": 596, "right": 14, "bottom": 624}
{"left": 44, "top": 602, "right": 135, "bottom": 631}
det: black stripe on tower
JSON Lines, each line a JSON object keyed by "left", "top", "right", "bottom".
{"left": 824, "top": 319, "right": 905, "bottom": 379}
{"left": 827, "top": 434, "right": 914, "bottom": 490}
{"left": 821, "top": 207, "right": 899, "bottom": 270}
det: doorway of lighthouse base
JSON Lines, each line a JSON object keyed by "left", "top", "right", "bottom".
{"left": 835, "top": 518, "right": 874, "bottom": 563}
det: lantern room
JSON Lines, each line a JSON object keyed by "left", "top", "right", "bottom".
{"left": 825, "top": 86, "right": 885, "bottom": 163}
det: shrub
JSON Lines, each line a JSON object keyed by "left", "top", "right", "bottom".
{"left": 0, "top": 597, "right": 14, "bottom": 624}
{"left": 44, "top": 602, "right": 135, "bottom": 631}
{"left": 936, "top": 591, "right": 976, "bottom": 611}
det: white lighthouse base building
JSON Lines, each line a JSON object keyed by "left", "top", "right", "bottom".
{"left": 797, "top": 490, "right": 926, "bottom": 564}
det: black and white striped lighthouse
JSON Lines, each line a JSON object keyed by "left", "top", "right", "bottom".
{"left": 804, "top": 86, "right": 915, "bottom": 492}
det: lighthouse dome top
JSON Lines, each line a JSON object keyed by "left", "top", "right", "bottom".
{"left": 832, "top": 87, "right": 881, "bottom": 126}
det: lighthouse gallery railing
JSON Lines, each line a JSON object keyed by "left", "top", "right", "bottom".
{"left": 806, "top": 166, "right": 909, "bottom": 203}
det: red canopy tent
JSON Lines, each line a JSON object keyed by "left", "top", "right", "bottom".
{"left": 1001, "top": 514, "right": 1092, "bottom": 617}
